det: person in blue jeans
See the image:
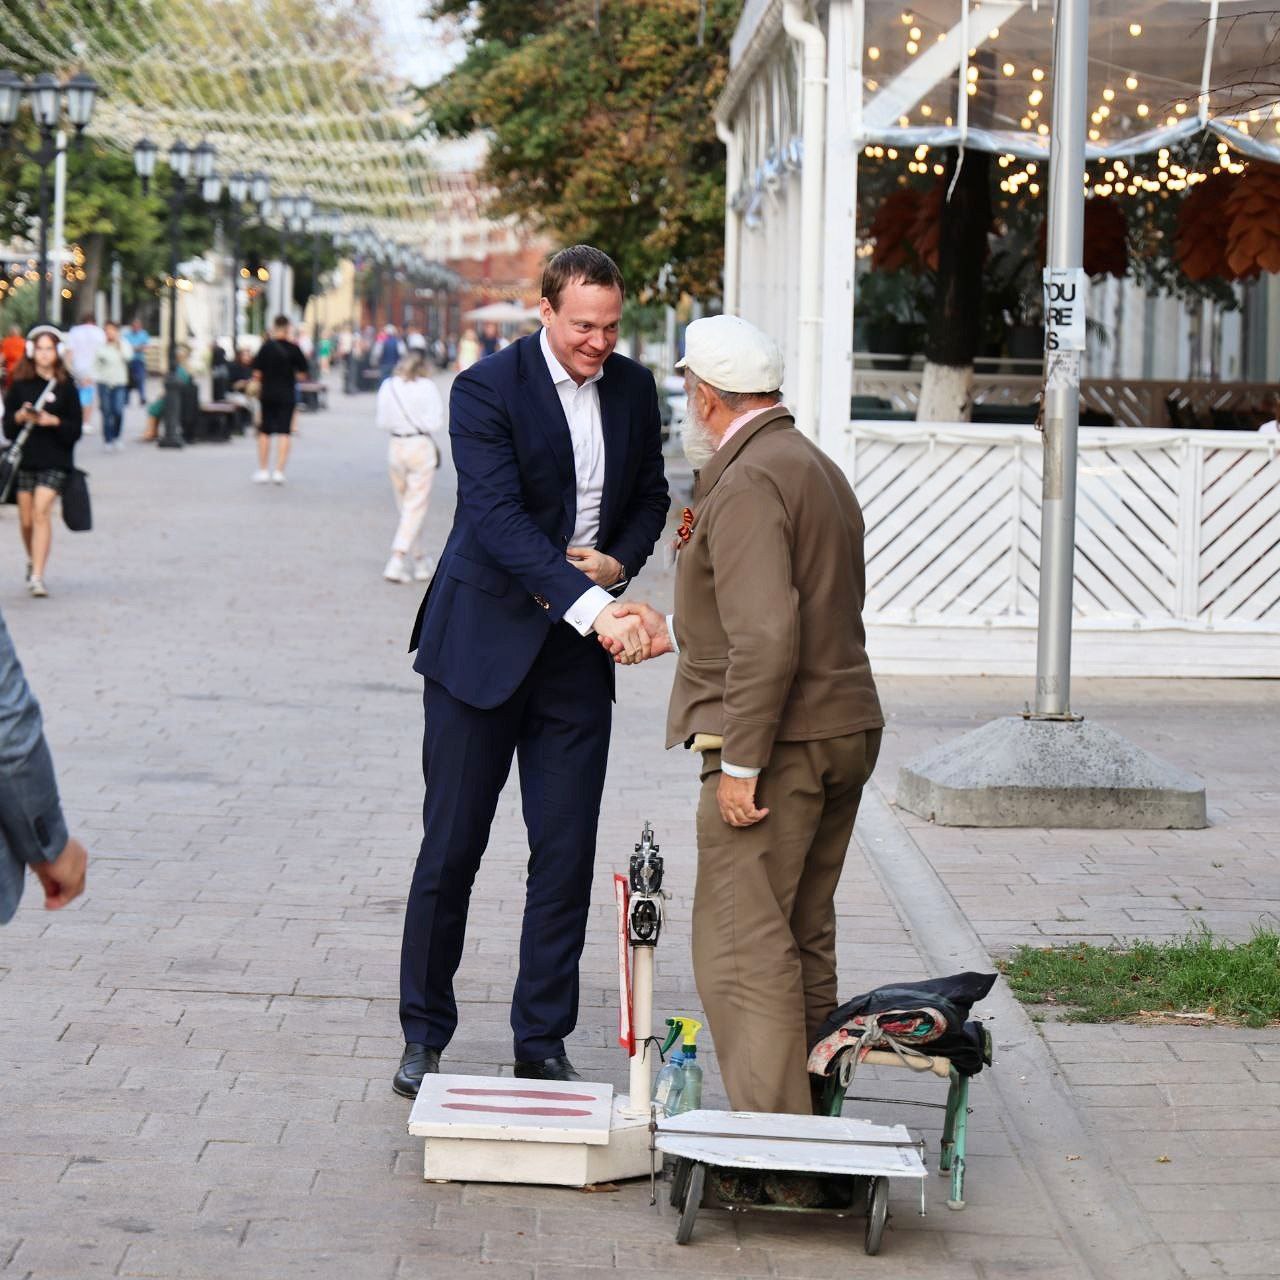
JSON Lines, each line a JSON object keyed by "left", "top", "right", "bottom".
{"left": 92, "top": 321, "right": 132, "bottom": 450}
{"left": 124, "top": 319, "right": 150, "bottom": 404}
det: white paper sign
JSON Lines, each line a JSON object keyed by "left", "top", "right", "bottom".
{"left": 1043, "top": 267, "right": 1087, "bottom": 352}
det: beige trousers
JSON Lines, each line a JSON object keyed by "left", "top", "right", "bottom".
{"left": 388, "top": 436, "right": 438, "bottom": 558}
{"left": 692, "top": 729, "right": 882, "bottom": 1115}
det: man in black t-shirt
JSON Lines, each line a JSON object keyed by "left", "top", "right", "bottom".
{"left": 250, "top": 315, "right": 308, "bottom": 485}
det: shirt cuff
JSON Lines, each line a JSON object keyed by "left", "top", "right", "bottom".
{"left": 564, "top": 585, "right": 617, "bottom": 637}
{"left": 721, "top": 760, "right": 762, "bottom": 779}
{"left": 666, "top": 614, "right": 680, "bottom": 655}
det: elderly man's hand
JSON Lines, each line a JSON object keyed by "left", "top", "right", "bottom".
{"left": 718, "top": 774, "right": 769, "bottom": 827}
{"left": 32, "top": 836, "right": 88, "bottom": 910}
{"left": 598, "top": 602, "right": 672, "bottom": 664}
{"left": 593, "top": 604, "right": 651, "bottom": 664}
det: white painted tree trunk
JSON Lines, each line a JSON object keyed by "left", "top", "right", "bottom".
{"left": 916, "top": 361, "right": 974, "bottom": 422}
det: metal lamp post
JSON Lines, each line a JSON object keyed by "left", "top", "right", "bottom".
{"left": 225, "top": 171, "right": 257, "bottom": 355}
{"left": 134, "top": 136, "right": 217, "bottom": 449}
{"left": 275, "top": 193, "right": 297, "bottom": 319}
{"left": 0, "top": 67, "right": 99, "bottom": 324}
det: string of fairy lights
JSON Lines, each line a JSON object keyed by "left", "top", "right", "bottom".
{"left": 853, "top": 3, "right": 1273, "bottom": 214}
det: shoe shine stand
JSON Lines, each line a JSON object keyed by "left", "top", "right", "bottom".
{"left": 407, "top": 824, "right": 666, "bottom": 1186}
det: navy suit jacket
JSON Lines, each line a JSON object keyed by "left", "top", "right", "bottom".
{"left": 410, "top": 332, "right": 670, "bottom": 709}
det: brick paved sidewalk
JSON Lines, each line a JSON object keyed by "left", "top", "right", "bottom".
{"left": 0, "top": 382, "right": 1270, "bottom": 1278}
{"left": 871, "top": 680, "right": 1280, "bottom": 1279}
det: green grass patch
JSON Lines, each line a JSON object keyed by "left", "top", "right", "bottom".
{"left": 1000, "top": 928, "right": 1280, "bottom": 1028}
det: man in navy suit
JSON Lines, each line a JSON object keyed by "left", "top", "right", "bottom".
{"left": 394, "top": 246, "right": 670, "bottom": 1094}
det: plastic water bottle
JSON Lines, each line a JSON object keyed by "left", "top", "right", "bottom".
{"left": 652, "top": 1015, "right": 704, "bottom": 1116}
{"left": 652, "top": 1047, "right": 686, "bottom": 1115}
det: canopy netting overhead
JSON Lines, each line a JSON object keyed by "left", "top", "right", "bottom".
{"left": 0, "top": 0, "right": 474, "bottom": 248}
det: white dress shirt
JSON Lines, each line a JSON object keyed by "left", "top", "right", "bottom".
{"left": 539, "top": 328, "right": 616, "bottom": 635}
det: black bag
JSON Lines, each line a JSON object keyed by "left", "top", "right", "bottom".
{"left": 62, "top": 468, "right": 92, "bottom": 532}
{"left": 813, "top": 971, "right": 998, "bottom": 1077}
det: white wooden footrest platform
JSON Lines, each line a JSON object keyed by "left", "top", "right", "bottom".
{"left": 407, "top": 1074, "right": 652, "bottom": 1186}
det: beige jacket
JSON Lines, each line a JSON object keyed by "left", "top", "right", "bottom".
{"left": 666, "top": 407, "right": 883, "bottom": 769}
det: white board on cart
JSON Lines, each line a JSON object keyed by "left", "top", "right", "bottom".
{"left": 656, "top": 1110, "right": 927, "bottom": 1180}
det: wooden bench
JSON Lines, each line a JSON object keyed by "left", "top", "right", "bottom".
{"left": 298, "top": 381, "right": 328, "bottom": 412}
{"left": 194, "top": 402, "right": 238, "bottom": 443}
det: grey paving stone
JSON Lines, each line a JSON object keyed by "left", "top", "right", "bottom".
{"left": 6, "top": 378, "right": 1266, "bottom": 1280}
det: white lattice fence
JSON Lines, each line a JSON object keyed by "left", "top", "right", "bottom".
{"left": 839, "top": 422, "right": 1280, "bottom": 676}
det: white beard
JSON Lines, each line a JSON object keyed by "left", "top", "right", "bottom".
{"left": 680, "top": 412, "right": 717, "bottom": 470}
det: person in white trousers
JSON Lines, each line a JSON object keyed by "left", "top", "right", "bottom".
{"left": 376, "top": 352, "right": 445, "bottom": 584}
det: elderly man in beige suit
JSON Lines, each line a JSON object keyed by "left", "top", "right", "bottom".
{"left": 604, "top": 315, "right": 883, "bottom": 1116}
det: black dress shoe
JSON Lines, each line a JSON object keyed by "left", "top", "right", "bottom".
{"left": 513, "top": 1055, "right": 582, "bottom": 1082}
{"left": 392, "top": 1043, "right": 440, "bottom": 1098}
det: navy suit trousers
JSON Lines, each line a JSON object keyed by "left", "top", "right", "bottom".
{"left": 398, "top": 623, "right": 613, "bottom": 1061}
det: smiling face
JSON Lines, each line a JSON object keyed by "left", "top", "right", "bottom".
{"left": 538, "top": 279, "right": 622, "bottom": 384}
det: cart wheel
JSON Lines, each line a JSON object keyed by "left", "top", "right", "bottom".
{"left": 675, "top": 1162, "right": 705, "bottom": 1245}
{"left": 669, "top": 1157, "right": 691, "bottom": 1210}
{"left": 864, "top": 1175, "right": 889, "bottom": 1255}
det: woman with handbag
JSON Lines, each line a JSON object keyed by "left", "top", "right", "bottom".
{"left": 374, "top": 351, "right": 444, "bottom": 584}
{"left": 2, "top": 327, "right": 83, "bottom": 597}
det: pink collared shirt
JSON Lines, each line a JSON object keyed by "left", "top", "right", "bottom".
{"left": 718, "top": 403, "right": 782, "bottom": 451}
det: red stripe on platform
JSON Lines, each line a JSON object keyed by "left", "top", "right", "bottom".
{"left": 444, "top": 1088, "right": 597, "bottom": 1102}
{"left": 441, "top": 1103, "right": 594, "bottom": 1117}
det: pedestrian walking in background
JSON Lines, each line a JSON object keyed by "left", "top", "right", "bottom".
{"left": 376, "top": 351, "right": 443, "bottom": 585}
{"left": 376, "top": 324, "right": 401, "bottom": 383}
{"left": 0, "top": 605, "right": 88, "bottom": 921}
{"left": 455, "top": 327, "right": 481, "bottom": 371}
{"left": 65, "top": 313, "right": 105, "bottom": 436}
{"left": 1, "top": 325, "right": 25, "bottom": 388}
{"left": 92, "top": 321, "right": 131, "bottom": 451}
{"left": 124, "top": 319, "right": 150, "bottom": 404}
{"left": 2, "top": 327, "right": 83, "bottom": 598}
{"left": 250, "top": 315, "right": 308, "bottom": 484}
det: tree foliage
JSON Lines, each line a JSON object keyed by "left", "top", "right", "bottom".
{"left": 420, "top": 0, "right": 739, "bottom": 302}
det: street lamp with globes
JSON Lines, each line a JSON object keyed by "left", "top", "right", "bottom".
{"left": 0, "top": 67, "right": 100, "bottom": 324}
{"left": 132, "top": 135, "right": 218, "bottom": 448}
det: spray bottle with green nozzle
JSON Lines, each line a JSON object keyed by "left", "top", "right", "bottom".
{"left": 651, "top": 1016, "right": 704, "bottom": 1115}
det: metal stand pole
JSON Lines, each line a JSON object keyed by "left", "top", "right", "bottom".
{"left": 1033, "top": 0, "right": 1090, "bottom": 718}
{"left": 161, "top": 180, "right": 185, "bottom": 450}
{"left": 628, "top": 946, "right": 655, "bottom": 1111}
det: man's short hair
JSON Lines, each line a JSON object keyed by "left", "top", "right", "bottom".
{"left": 541, "top": 245, "right": 625, "bottom": 310}
{"left": 687, "top": 371, "right": 781, "bottom": 413}
{"left": 272, "top": 314, "right": 290, "bottom": 330}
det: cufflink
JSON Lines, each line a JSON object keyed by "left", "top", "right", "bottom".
{"left": 533, "top": 593, "right": 550, "bottom": 610}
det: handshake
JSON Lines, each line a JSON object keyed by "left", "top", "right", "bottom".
{"left": 591, "top": 602, "right": 672, "bottom": 665}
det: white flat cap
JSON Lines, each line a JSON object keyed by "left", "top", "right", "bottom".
{"left": 676, "top": 314, "right": 783, "bottom": 394}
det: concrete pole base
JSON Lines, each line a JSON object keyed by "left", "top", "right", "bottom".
{"left": 896, "top": 716, "right": 1207, "bottom": 829}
